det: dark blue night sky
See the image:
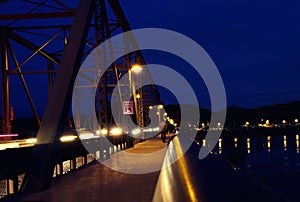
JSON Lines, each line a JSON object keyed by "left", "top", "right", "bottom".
{"left": 1, "top": 0, "right": 300, "bottom": 118}
{"left": 121, "top": 0, "right": 300, "bottom": 108}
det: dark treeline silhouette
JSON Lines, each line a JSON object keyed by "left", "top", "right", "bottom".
{"left": 2, "top": 101, "right": 300, "bottom": 138}
{"left": 165, "top": 101, "right": 300, "bottom": 127}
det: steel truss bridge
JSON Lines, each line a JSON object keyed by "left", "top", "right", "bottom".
{"left": 0, "top": 0, "right": 161, "bottom": 194}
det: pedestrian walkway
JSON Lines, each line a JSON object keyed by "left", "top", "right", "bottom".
{"left": 3, "top": 133, "right": 286, "bottom": 202}
{"left": 4, "top": 134, "right": 172, "bottom": 202}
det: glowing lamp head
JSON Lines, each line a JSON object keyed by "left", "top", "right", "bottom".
{"left": 60, "top": 135, "right": 77, "bottom": 142}
{"left": 101, "top": 128, "right": 108, "bottom": 135}
{"left": 131, "top": 64, "right": 142, "bottom": 73}
{"left": 110, "top": 127, "right": 123, "bottom": 136}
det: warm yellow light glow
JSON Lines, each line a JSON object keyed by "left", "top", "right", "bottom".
{"left": 169, "top": 119, "right": 174, "bottom": 124}
{"left": 267, "top": 141, "right": 271, "bottom": 149}
{"left": 295, "top": 119, "right": 299, "bottom": 123}
{"left": 131, "top": 64, "right": 143, "bottom": 73}
{"left": 110, "top": 127, "right": 122, "bottom": 136}
{"left": 234, "top": 137, "right": 238, "bottom": 142}
{"left": 163, "top": 112, "right": 168, "bottom": 116}
{"left": 149, "top": 106, "right": 153, "bottom": 109}
{"left": 79, "top": 132, "right": 94, "bottom": 139}
{"left": 60, "top": 135, "right": 77, "bottom": 142}
{"left": 25, "top": 138, "right": 37, "bottom": 144}
{"left": 158, "top": 104, "right": 163, "bottom": 109}
{"left": 101, "top": 129, "right": 108, "bottom": 135}
{"left": 282, "top": 120, "right": 287, "bottom": 124}
{"left": 136, "top": 94, "right": 141, "bottom": 99}
{"left": 0, "top": 142, "right": 19, "bottom": 150}
{"left": 95, "top": 130, "right": 101, "bottom": 136}
{"left": 172, "top": 138, "right": 198, "bottom": 201}
{"left": 131, "top": 128, "right": 141, "bottom": 136}
{"left": 284, "top": 140, "right": 287, "bottom": 150}
{"left": 245, "top": 121, "right": 250, "bottom": 126}
{"left": 247, "top": 138, "right": 250, "bottom": 149}
{"left": 296, "top": 135, "right": 299, "bottom": 152}
{"left": 218, "top": 138, "right": 222, "bottom": 148}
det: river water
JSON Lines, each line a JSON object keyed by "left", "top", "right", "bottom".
{"left": 215, "top": 134, "right": 300, "bottom": 201}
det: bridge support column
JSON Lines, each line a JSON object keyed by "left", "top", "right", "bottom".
{"left": 21, "top": 0, "right": 95, "bottom": 193}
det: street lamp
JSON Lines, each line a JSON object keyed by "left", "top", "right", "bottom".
{"left": 157, "top": 105, "right": 164, "bottom": 123}
{"left": 131, "top": 64, "right": 143, "bottom": 73}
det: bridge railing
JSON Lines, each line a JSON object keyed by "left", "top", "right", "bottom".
{"left": 0, "top": 134, "right": 134, "bottom": 199}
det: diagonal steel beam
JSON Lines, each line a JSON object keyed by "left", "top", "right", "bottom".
{"left": 21, "top": 0, "right": 96, "bottom": 193}
{"left": 8, "top": 40, "right": 41, "bottom": 126}
{"left": 0, "top": 10, "right": 76, "bottom": 20}
{"left": 8, "top": 28, "right": 60, "bottom": 65}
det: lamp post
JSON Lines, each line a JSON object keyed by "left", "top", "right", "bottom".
{"left": 157, "top": 104, "right": 163, "bottom": 124}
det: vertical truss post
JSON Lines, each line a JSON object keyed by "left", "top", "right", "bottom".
{"left": 0, "top": 31, "right": 11, "bottom": 136}
{"left": 21, "top": 0, "right": 95, "bottom": 192}
{"left": 95, "top": 0, "right": 108, "bottom": 129}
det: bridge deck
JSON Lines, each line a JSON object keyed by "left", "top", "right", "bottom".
{"left": 3, "top": 134, "right": 287, "bottom": 202}
{"left": 3, "top": 134, "right": 170, "bottom": 202}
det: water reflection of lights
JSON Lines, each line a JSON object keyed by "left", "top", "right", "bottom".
{"left": 234, "top": 138, "right": 238, "bottom": 148}
{"left": 153, "top": 137, "right": 198, "bottom": 202}
{"left": 296, "top": 135, "right": 299, "bottom": 153}
{"left": 218, "top": 139, "right": 222, "bottom": 154}
{"left": 213, "top": 135, "right": 300, "bottom": 155}
{"left": 283, "top": 135, "right": 287, "bottom": 151}
{"left": 247, "top": 138, "right": 251, "bottom": 154}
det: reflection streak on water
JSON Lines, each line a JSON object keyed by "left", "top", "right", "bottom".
{"left": 234, "top": 137, "right": 238, "bottom": 148}
{"left": 213, "top": 134, "right": 300, "bottom": 155}
{"left": 283, "top": 135, "right": 287, "bottom": 151}
{"left": 296, "top": 135, "right": 299, "bottom": 153}
{"left": 267, "top": 136, "right": 271, "bottom": 152}
{"left": 220, "top": 134, "right": 300, "bottom": 170}
{"left": 247, "top": 138, "right": 251, "bottom": 154}
{"left": 219, "top": 139, "right": 222, "bottom": 154}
